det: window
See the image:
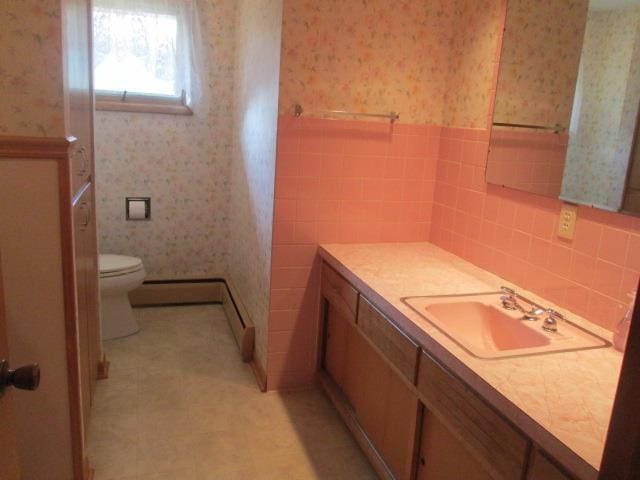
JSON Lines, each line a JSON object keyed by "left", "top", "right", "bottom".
{"left": 93, "top": 0, "right": 198, "bottom": 115}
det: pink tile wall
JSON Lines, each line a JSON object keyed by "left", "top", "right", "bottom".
{"left": 431, "top": 126, "right": 640, "bottom": 332}
{"left": 267, "top": 115, "right": 640, "bottom": 391}
{"left": 267, "top": 115, "right": 440, "bottom": 389}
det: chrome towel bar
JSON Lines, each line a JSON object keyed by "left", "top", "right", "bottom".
{"left": 492, "top": 121, "right": 565, "bottom": 133}
{"left": 294, "top": 104, "right": 399, "bottom": 123}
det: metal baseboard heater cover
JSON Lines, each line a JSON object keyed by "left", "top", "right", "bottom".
{"left": 128, "top": 277, "right": 254, "bottom": 362}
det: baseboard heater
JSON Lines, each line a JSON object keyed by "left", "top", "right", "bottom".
{"left": 128, "top": 277, "right": 254, "bottom": 362}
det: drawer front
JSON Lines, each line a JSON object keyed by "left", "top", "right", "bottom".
{"left": 357, "top": 296, "right": 419, "bottom": 384}
{"left": 417, "top": 351, "right": 529, "bottom": 480}
{"left": 321, "top": 263, "right": 359, "bottom": 322}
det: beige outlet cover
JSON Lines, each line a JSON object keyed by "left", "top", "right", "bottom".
{"left": 557, "top": 203, "right": 578, "bottom": 240}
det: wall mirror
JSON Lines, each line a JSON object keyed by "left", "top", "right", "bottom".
{"left": 487, "top": 0, "right": 640, "bottom": 214}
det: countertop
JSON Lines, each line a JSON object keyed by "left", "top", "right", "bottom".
{"left": 318, "top": 242, "right": 623, "bottom": 480}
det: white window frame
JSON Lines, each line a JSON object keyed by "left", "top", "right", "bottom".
{"left": 95, "top": 90, "right": 192, "bottom": 115}
{"left": 93, "top": 2, "right": 194, "bottom": 115}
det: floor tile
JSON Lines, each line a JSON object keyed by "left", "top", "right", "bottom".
{"left": 88, "top": 305, "right": 377, "bottom": 479}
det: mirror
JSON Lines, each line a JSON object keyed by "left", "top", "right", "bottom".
{"left": 487, "top": 0, "right": 640, "bottom": 214}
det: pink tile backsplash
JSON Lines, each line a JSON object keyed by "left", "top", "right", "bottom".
{"left": 267, "top": 116, "right": 640, "bottom": 391}
{"left": 267, "top": 115, "right": 439, "bottom": 389}
{"left": 431, "top": 126, "right": 640, "bottom": 333}
{"left": 265, "top": 0, "right": 640, "bottom": 395}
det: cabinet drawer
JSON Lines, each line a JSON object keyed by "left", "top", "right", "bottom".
{"left": 357, "top": 296, "right": 420, "bottom": 384}
{"left": 321, "top": 263, "right": 358, "bottom": 322}
{"left": 417, "top": 351, "right": 529, "bottom": 480}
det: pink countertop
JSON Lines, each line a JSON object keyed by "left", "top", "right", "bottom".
{"left": 319, "top": 242, "right": 623, "bottom": 480}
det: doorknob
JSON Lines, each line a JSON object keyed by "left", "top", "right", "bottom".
{"left": 0, "top": 359, "right": 40, "bottom": 397}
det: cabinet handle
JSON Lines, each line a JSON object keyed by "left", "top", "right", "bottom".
{"left": 75, "top": 147, "right": 87, "bottom": 176}
{"left": 80, "top": 202, "right": 91, "bottom": 227}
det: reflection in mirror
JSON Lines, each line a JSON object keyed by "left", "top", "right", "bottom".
{"left": 623, "top": 122, "right": 640, "bottom": 210}
{"left": 487, "top": 0, "right": 588, "bottom": 198}
{"left": 561, "top": 0, "right": 640, "bottom": 211}
{"left": 486, "top": 0, "right": 640, "bottom": 213}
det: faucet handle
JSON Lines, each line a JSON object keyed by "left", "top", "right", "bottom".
{"left": 542, "top": 308, "right": 565, "bottom": 332}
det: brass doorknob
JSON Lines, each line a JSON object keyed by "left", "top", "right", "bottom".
{"left": 0, "top": 359, "right": 40, "bottom": 397}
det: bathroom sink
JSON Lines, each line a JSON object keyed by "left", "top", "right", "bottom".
{"left": 402, "top": 293, "right": 610, "bottom": 359}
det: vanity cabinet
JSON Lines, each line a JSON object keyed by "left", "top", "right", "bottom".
{"left": 321, "top": 266, "right": 418, "bottom": 480}
{"left": 319, "top": 261, "right": 585, "bottom": 480}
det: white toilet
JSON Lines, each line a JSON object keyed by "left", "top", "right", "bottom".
{"left": 99, "top": 254, "right": 146, "bottom": 340}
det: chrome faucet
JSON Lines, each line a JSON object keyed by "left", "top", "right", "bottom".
{"left": 500, "top": 287, "right": 545, "bottom": 321}
{"left": 542, "top": 309, "right": 565, "bottom": 332}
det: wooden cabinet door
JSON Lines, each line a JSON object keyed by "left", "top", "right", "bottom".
{"left": 417, "top": 409, "right": 494, "bottom": 480}
{"left": 380, "top": 372, "right": 419, "bottom": 480}
{"left": 73, "top": 187, "right": 92, "bottom": 428}
{"left": 84, "top": 188, "right": 100, "bottom": 390}
{"left": 342, "top": 324, "right": 391, "bottom": 451}
{"left": 527, "top": 449, "right": 571, "bottom": 480}
{"left": 323, "top": 303, "right": 350, "bottom": 388}
{"left": 322, "top": 289, "right": 419, "bottom": 480}
{"left": 73, "top": 183, "right": 100, "bottom": 426}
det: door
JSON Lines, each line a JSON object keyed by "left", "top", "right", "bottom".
{"left": 0, "top": 251, "right": 42, "bottom": 480}
{"left": 0, "top": 255, "right": 21, "bottom": 480}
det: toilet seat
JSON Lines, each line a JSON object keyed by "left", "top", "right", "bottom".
{"left": 99, "top": 254, "right": 143, "bottom": 278}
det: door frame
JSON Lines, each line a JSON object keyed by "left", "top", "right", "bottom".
{"left": 0, "top": 251, "right": 21, "bottom": 480}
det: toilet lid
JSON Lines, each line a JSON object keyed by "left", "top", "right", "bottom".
{"left": 99, "top": 254, "right": 143, "bottom": 275}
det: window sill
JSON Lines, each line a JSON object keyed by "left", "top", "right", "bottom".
{"left": 95, "top": 98, "right": 193, "bottom": 116}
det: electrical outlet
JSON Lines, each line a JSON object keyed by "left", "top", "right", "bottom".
{"left": 557, "top": 203, "right": 578, "bottom": 240}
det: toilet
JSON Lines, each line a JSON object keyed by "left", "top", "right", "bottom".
{"left": 99, "top": 254, "right": 146, "bottom": 340}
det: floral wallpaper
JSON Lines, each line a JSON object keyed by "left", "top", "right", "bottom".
{"left": 561, "top": 6, "right": 640, "bottom": 211}
{"left": 278, "top": 0, "right": 501, "bottom": 129}
{"left": 444, "top": 0, "right": 504, "bottom": 128}
{"left": 0, "top": 0, "right": 66, "bottom": 137}
{"left": 278, "top": 0, "right": 458, "bottom": 126}
{"left": 493, "top": 0, "right": 588, "bottom": 129}
{"left": 226, "top": 0, "right": 282, "bottom": 373}
{"left": 95, "top": 0, "right": 237, "bottom": 278}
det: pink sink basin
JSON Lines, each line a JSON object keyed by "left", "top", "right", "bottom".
{"left": 425, "top": 302, "right": 550, "bottom": 352}
{"left": 403, "top": 293, "right": 610, "bottom": 359}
